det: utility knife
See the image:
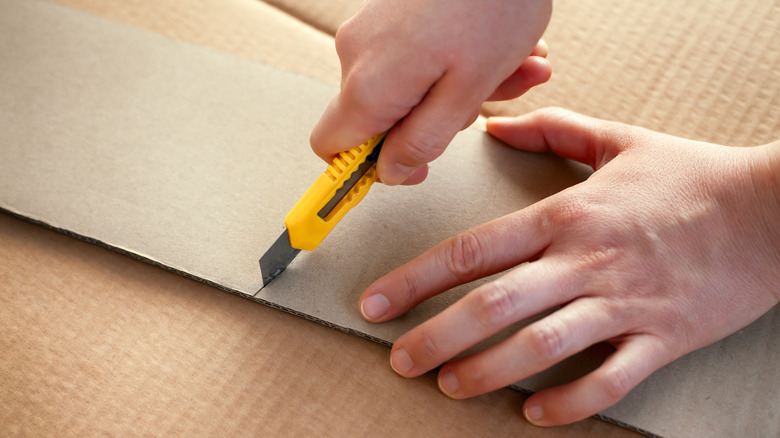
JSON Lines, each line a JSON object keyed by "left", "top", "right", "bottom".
{"left": 258, "top": 132, "right": 386, "bottom": 287}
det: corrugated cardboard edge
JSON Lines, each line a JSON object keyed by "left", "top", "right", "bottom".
{"left": 0, "top": 207, "right": 661, "bottom": 438}
{"left": 0, "top": 207, "right": 389, "bottom": 348}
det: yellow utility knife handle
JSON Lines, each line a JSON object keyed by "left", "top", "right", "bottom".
{"left": 284, "top": 132, "right": 386, "bottom": 251}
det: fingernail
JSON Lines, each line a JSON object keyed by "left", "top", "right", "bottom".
{"left": 438, "top": 371, "right": 459, "bottom": 397}
{"left": 525, "top": 404, "right": 544, "bottom": 424}
{"left": 390, "top": 348, "right": 414, "bottom": 374}
{"left": 360, "top": 294, "right": 390, "bottom": 320}
{"left": 380, "top": 163, "right": 416, "bottom": 186}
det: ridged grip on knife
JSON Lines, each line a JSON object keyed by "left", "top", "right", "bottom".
{"left": 284, "top": 132, "right": 385, "bottom": 251}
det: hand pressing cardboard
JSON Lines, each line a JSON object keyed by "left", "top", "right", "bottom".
{"left": 358, "top": 107, "right": 780, "bottom": 426}
{"left": 309, "top": 0, "right": 779, "bottom": 426}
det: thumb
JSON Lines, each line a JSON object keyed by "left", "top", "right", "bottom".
{"left": 486, "top": 107, "right": 639, "bottom": 171}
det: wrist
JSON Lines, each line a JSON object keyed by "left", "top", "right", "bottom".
{"left": 752, "top": 141, "right": 780, "bottom": 303}
{"left": 766, "top": 139, "right": 780, "bottom": 179}
{"left": 760, "top": 140, "right": 780, "bottom": 212}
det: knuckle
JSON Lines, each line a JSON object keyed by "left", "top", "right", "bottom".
{"left": 340, "top": 73, "right": 376, "bottom": 117}
{"left": 397, "top": 128, "right": 448, "bottom": 167}
{"left": 528, "top": 321, "right": 567, "bottom": 362}
{"left": 420, "top": 331, "right": 440, "bottom": 362}
{"left": 540, "top": 106, "right": 575, "bottom": 121}
{"left": 440, "top": 231, "right": 485, "bottom": 282}
{"left": 646, "top": 306, "right": 696, "bottom": 354}
{"left": 471, "top": 280, "right": 518, "bottom": 330}
{"left": 340, "top": 70, "right": 408, "bottom": 127}
{"left": 577, "top": 246, "right": 620, "bottom": 272}
{"left": 602, "top": 364, "right": 633, "bottom": 401}
{"left": 334, "top": 19, "right": 357, "bottom": 59}
{"left": 545, "top": 194, "right": 593, "bottom": 230}
{"left": 400, "top": 269, "right": 423, "bottom": 307}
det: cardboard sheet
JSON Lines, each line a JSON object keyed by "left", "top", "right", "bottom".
{"left": 48, "top": 0, "right": 342, "bottom": 85}
{"left": 1, "top": 1, "right": 778, "bottom": 437}
{"left": 5, "top": 211, "right": 637, "bottom": 438}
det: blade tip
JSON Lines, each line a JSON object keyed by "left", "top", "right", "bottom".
{"left": 258, "top": 229, "right": 301, "bottom": 288}
{"left": 259, "top": 262, "right": 287, "bottom": 287}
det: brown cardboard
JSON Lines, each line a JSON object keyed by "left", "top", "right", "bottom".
{"left": 482, "top": 0, "right": 780, "bottom": 149}
{"left": 1, "top": 213, "right": 633, "bottom": 437}
{"left": 0, "top": 1, "right": 638, "bottom": 437}
{"left": 50, "top": 0, "right": 342, "bottom": 85}
{"left": 0, "top": 0, "right": 777, "bottom": 437}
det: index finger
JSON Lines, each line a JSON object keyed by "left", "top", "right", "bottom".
{"left": 359, "top": 201, "right": 555, "bottom": 323}
{"left": 309, "top": 87, "right": 406, "bottom": 162}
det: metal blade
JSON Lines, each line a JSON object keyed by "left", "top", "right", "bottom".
{"left": 259, "top": 229, "right": 301, "bottom": 286}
